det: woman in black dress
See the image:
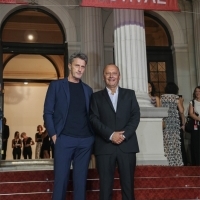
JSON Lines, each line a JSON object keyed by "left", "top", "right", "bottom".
{"left": 12, "top": 131, "right": 22, "bottom": 159}
{"left": 21, "top": 132, "right": 35, "bottom": 159}
{"left": 41, "top": 128, "right": 51, "bottom": 158}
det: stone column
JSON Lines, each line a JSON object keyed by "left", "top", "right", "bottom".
{"left": 193, "top": 0, "right": 200, "bottom": 85}
{"left": 80, "top": 7, "right": 104, "bottom": 91}
{"left": 113, "top": 9, "right": 151, "bottom": 107}
{"left": 114, "top": 9, "right": 167, "bottom": 165}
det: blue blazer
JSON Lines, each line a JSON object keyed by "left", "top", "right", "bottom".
{"left": 43, "top": 78, "right": 93, "bottom": 138}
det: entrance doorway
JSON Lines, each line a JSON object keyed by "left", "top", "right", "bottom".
{"left": 145, "top": 13, "right": 174, "bottom": 97}
{"left": 1, "top": 8, "right": 67, "bottom": 160}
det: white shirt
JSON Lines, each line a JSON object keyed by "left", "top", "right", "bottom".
{"left": 190, "top": 100, "right": 200, "bottom": 115}
{"left": 106, "top": 87, "right": 120, "bottom": 140}
{"left": 106, "top": 87, "right": 119, "bottom": 112}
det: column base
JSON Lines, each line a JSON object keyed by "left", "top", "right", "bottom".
{"left": 137, "top": 154, "right": 168, "bottom": 165}
{"left": 136, "top": 118, "right": 168, "bottom": 166}
{"left": 136, "top": 92, "right": 154, "bottom": 107}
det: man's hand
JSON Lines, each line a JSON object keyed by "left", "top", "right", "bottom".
{"left": 111, "top": 131, "right": 125, "bottom": 144}
{"left": 52, "top": 135, "right": 57, "bottom": 144}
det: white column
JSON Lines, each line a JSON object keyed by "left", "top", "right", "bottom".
{"left": 114, "top": 9, "right": 151, "bottom": 107}
{"left": 81, "top": 7, "right": 104, "bottom": 91}
{"left": 193, "top": 0, "right": 200, "bottom": 85}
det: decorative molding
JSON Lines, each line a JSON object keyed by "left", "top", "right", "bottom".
{"left": 140, "top": 107, "right": 168, "bottom": 118}
{"left": 104, "top": 42, "right": 114, "bottom": 51}
{"left": 172, "top": 43, "right": 188, "bottom": 53}
{"left": 68, "top": 41, "right": 81, "bottom": 51}
{"left": 148, "top": 11, "right": 185, "bottom": 45}
{"left": 4, "top": 71, "right": 57, "bottom": 79}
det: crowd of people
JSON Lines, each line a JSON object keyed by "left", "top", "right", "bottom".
{"left": 148, "top": 81, "right": 200, "bottom": 167}
{"left": 2, "top": 122, "right": 54, "bottom": 160}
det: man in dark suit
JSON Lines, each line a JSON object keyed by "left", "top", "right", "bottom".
{"left": 90, "top": 64, "right": 140, "bottom": 200}
{"left": 2, "top": 117, "right": 10, "bottom": 160}
{"left": 43, "top": 52, "right": 94, "bottom": 200}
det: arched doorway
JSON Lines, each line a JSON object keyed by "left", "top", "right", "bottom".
{"left": 0, "top": 7, "right": 68, "bottom": 160}
{"left": 145, "top": 13, "right": 174, "bottom": 97}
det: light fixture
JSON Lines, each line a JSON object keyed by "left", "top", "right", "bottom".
{"left": 24, "top": 30, "right": 38, "bottom": 42}
{"left": 24, "top": 82, "right": 28, "bottom": 85}
{"left": 27, "top": 34, "right": 34, "bottom": 41}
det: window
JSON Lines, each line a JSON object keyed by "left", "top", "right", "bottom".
{"left": 149, "top": 62, "right": 167, "bottom": 96}
{"left": 145, "top": 13, "right": 173, "bottom": 96}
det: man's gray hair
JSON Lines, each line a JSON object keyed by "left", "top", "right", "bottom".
{"left": 69, "top": 52, "right": 88, "bottom": 65}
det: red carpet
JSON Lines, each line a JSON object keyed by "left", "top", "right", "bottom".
{"left": 0, "top": 166, "right": 200, "bottom": 199}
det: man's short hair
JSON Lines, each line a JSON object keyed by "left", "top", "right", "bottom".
{"left": 103, "top": 63, "right": 120, "bottom": 74}
{"left": 69, "top": 52, "right": 88, "bottom": 65}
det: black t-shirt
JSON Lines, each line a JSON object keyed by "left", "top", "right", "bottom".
{"left": 61, "top": 82, "right": 92, "bottom": 137}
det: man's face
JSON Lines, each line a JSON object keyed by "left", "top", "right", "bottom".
{"left": 103, "top": 64, "right": 120, "bottom": 89}
{"left": 68, "top": 58, "right": 86, "bottom": 81}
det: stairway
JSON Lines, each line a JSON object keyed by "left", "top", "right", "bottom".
{"left": 0, "top": 166, "right": 200, "bottom": 200}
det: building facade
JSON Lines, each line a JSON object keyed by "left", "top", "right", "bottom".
{"left": 0, "top": 0, "right": 197, "bottom": 164}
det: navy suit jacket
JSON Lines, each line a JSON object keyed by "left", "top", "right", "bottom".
{"left": 43, "top": 78, "right": 93, "bottom": 138}
{"left": 90, "top": 87, "right": 140, "bottom": 155}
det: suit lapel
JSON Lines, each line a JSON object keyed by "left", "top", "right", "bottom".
{"left": 62, "top": 78, "right": 70, "bottom": 109}
{"left": 103, "top": 88, "right": 115, "bottom": 112}
{"left": 116, "top": 87, "right": 122, "bottom": 113}
{"left": 82, "top": 82, "right": 89, "bottom": 112}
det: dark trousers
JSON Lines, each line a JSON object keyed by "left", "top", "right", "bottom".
{"left": 52, "top": 134, "right": 94, "bottom": 200}
{"left": 51, "top": 142, "right": 54, "bottom": 159}
{"left": 180, "top": 129, "right": 187, "bottom": 166}
{"left": 13, "top": 148, "right": 21, "bottom": 159}
{"left": 96, "top": 148, "right": 136, "bottom": 200}
{"left": 23, "top": 147, "right": 32, "bottom": 159}
{"left": 2, "top": 140, "right": 8, "bottom": 160}
{"left": 191, "top": 129, "right": 200, "bottom": 165}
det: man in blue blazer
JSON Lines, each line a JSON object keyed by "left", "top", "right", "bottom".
{"left": 90, "top": 64, "right": 140, "bottom": 200}
{"left": 43, "top": 52, "right": 94, "bottom": 200}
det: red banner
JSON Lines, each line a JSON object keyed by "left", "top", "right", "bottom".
{"left": 80, "top": 0, "right": 179, "bottom": 11}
